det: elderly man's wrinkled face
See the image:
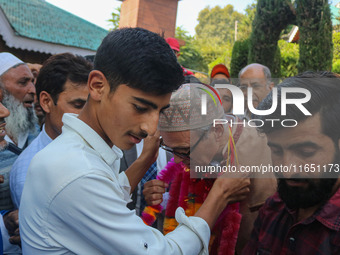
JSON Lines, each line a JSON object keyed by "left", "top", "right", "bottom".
{"left": 160, "top": 128, "right": 220, "bottom": 168}
{"left": 1, "top": 64, "right": 35, "bottom": 107}
{"left": 1, "top": 65, "right": 37, "bottom": 143}
{"left": 266, "top": 114, "right": 340, "bottom": 209}
{"left": 239, "top": 67, "right": 273, "bottom": 109}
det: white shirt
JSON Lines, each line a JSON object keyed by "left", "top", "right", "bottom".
{"left": 19, "top": 113, "right": 210, "bottom": 255}
{"left": 10, "top": 125, "right": 52, "bottom": 208}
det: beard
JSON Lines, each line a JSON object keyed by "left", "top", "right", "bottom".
{"left": 277, "top": 178, "right": 337, "bottom": 209}
{"left": 2, "top": 91, "right": 38, "bottom": 144}
{"left": 277, "top": 152, "right": 340, "bottom": 210}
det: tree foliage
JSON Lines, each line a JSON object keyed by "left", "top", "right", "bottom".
{"left": 333, "top": 32, "right": 340, "bottom": 62}
{"left": 332, "top": 32, "right": 340, "bottom": 73}
{"left": 249, "top": 0, "right": 332, "bottom": 75}
{"left": 194, "top": 5, "right": 246, "bottom": 72}
{"left": 230, "top": 37, "right": 281, "bottom": 78}
{"left": 296, "top": 0, "right": 333, "bottom": 72}
{"left": 230, "top": 39, "right": 250, "bottom": 77}
{"left": 278, "top": 39, "right": 299, "bottom": 78}
{"left": 237, "top": 2, "right": 257, "bottom": 41}
{"left": 195, "top": 5, "right": 244, "bottom": 43}
{"left": 175, "top": 27, "right": 206, "bottom": 72}
{"left": 249, "top": 0, "right": 296, "bottom": 77}
{"left": 332, "top": 59, "right": 340, "bottom": 73}
{"left": 108, "top": 6, "right": 121, "bottom": 31}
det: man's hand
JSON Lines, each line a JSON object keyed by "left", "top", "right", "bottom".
{"left": 143, "top": 179, "right": 169, "bottom": 206}
{"left": 195, "top": 170, "right": 250, "bottom": 229}
{"left": 125, "top": 130, "right": 161, "bottom": 192}
{"left": 3, "top": 209, "right": 21, "bottom": 246}
{"left": 139, "top": 130, "right": 161, "bottom": 165}
{"left": 0, "top": 174, "right": 4, "bottom": 183}
{"left": 212, "top": 174, "right": 251, "bottom": 204}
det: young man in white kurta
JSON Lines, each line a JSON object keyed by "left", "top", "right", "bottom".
{"left": 19, "top": 113, "right": 210, "bottom": 254}
{"left": 19, "top": 28, "right": 250, "bottom": 255}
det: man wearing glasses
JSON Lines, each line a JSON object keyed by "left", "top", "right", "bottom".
{"left": 144, "top": 83, "right": 276, "bottom": 254}
{"left": 238, "top": 63, "right": 274, "bottom": 119}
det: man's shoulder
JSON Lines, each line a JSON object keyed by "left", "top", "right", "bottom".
{"left": 33, "top": 133, "right": 88, "bottom": 164}
{"left": 12, "top": 131, "right": 46, "bottom": 172}
{"left": 259, "top": 192, "right": 285, "bottom": 217}
{"left": 31, "top": 132, "right": 109, "bottom": 175}
{"left": 0, "top": 149, "right": 18, "bottom": 170}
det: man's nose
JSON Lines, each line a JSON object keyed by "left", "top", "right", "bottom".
{"left": 27, "top": 81, "right": 36, "bottom": 95}
{"left": 278, "top": 153, "right": 301, "bottom": 179}
{"left": 140, "top": 112, "right": 159, "bottom": 136}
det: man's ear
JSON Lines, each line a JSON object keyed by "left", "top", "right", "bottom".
{"left": 88, "top": 70, "right": 109, "bottom": 101}
{"left": 213, "top": 124, "right": 225, "bottom": 142}
{"left": 39, "top": 91, "right": 53, "bottom": 114}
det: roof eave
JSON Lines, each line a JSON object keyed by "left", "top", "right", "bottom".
{"left": 0, "top": 8, "right": 96, "bottom": 56}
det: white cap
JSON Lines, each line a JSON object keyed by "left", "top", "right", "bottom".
{"left": 0, "top": 52, "right": 24, "bottom": 76}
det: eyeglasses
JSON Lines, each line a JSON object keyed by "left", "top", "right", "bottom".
{"left": 159, "top": 131, "right": 207, "bottom": 160}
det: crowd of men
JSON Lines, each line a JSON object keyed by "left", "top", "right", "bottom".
{"left": 0, "top": 27, "right": 339, "bottom": 254}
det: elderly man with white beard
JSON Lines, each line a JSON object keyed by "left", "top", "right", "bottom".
{"left": 0, "top": 52, "right": 38, "bottom": 211}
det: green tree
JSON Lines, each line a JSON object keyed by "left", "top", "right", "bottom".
{"left": 333, "top": 32, "right": 340, "bottom": 62}
{"left": 249, "top": 0, "right": 296, "bottom": 77}
{"left": 278, "top": 39, "right": 299, "bottom": 78}
{"left": 249, "top": 0, "right": 332, "bottom": 75}
{"left": 195, "top": 5, "right": 244, "bottom": 43}
{"left": 230, "top": 39, "right": 250, "bottom": 77}
{"left": 237, "top": 1, "right": 257, "bottom": 41}
{"left": 296, "top": 0, "right": 333, "bottom": 72}
{"left": 194, "top": 5, "right": 246, "bottom": 72}
{"left": 108, "top": 6, "right": 121, "bottom": 30}
{"left": 175, "top": 27, "right": 206, "bottom": 72}
{"left": 332, "top": 59, "right": 340, "bottom": 73}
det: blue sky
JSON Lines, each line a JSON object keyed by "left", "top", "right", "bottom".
{"left": 46, "top": 0, "right": 255, "bottom": 35}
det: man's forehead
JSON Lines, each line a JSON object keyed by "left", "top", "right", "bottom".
{"left": 240, "top": 66, "right": 266, "bottom": 79}
{"left": 160, "top": 130, "right": 190, "bottom": 143}
{"left": 5, "top": 64, "right": 33, "bottom": 79}
{"left": 240, "top": 77, "right": 267, "bottom": 84}
{"left": 267, "top": 115, "right": 324, "bottom": 146}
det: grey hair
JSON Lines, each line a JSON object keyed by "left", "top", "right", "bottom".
{"left": 238, "top": 64, "right": 272, "bottom": 87}
{"left": 192, "top": 117, "right": 228, "bottom": 139}
{"left": 262, "top": 65, "right": 272, "bottom": 86}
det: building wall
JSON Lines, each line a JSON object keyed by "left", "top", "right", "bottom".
{"left": 119, "top": 0, "right": 179, "bottom": 38}
{"left": 0, "top": 36, "right": 51, "bottom": 64}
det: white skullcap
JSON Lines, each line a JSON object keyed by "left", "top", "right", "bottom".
{"left": 159, "top": 83, "right": 225, "bottom": 132}
{"left": 0, "top": 52, "right": 24, "bottom": 76}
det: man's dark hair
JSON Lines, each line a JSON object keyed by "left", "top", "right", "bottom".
{"left": 36, "top": 53, "right": 92, "bottom": 104}
{"left": 256, "top": 71, "right": 340, "bottom": 143}
{"left": 94, "top": 28, "right": 184, "bottom": 95}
